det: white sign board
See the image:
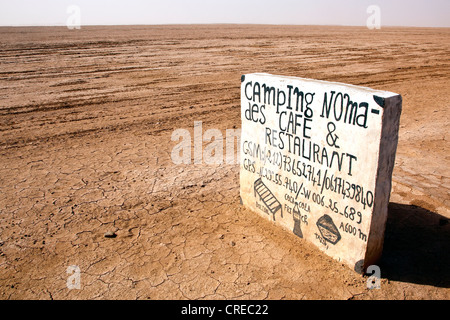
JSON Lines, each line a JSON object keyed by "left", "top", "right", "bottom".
{"left": 240, "top": 73, "right": 402, "bottom": 273}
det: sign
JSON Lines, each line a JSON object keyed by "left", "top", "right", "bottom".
{"left": 240, "top": 73, "right": 402, "bottom": 273}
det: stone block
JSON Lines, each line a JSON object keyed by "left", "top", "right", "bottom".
{"left": 240, "top": 73, "right": 402, "bottom": 273}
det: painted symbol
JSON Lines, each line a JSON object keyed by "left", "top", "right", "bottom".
{"left": 373, "top": 95, "right": 385, "bottom": 108}
{"left": 254, "top": 178, "right": 282, "bottom": 221}
{"left": 316, "top": 214, "right": 341, "bottom": 245}
{"left": 326, "top": 122, "right": 340, "bottom": 148}
{"left": 292, "top": 202, "right": 303, "bottom": 239}
{"left": 371, "top": 95, "right": 385, "bottom": 115}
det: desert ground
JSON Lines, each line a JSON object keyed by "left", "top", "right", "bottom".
{"left": 0, "top": 25, "right": 448, "bottom": 300}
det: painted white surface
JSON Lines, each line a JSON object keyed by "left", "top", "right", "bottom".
{"left": 240, "top": 73, "right": 402, "bottom": 273}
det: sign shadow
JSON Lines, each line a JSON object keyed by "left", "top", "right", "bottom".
{"left": 379, "top": 202, "right": 450, "bottom": 288}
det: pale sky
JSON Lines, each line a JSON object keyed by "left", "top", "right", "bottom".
{"left": 0, "top": 0, "right": 449, "bottom": 27}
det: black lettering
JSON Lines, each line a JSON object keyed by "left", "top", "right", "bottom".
{"left": 293, "top": 87, "right": 304, "bottom": 112}
{"left": 321, "top": 91, "right": 369, "bottom": 128}
{"left": 356, "top": 103, "right": 369, "bottom": 128}
{"left": 253, "top": 82, "right": 261, "bottom": 103}
{"left": 346, "top": 153, "right": 358, "bottom": 176}
{"left": 245, "top": 102, "right": 252, "bottom": 121}
{"left": 330, "top": 151, "right": 344, "bottom": 171}
{"left": 302, "top": 139, "right": 311, "bottom": 160}
{"left": 278, "top": 131, "right": 285, "bottom": 149}
{"left": 285, "top": 132, "right": 293, "bottom": 153}
{"left": 321, "top": 147, "right": 329, "bottom": 167}
{"left": 343, "top": 93, "right": 358, "bottom": 125}
{"left": 333, "top": 92, "right": 344, "bottom": 121}
{"left": 293, "top": 136, "right": 301, "bottom": 155}
{"left": 287, "top": 85, "right": 293, "bottom": 110}
{"left": 321, "top": 91, "right": 335, "bottom": 118}
{"left": 313, "top": 144, "right": 321, "bottom": 164}
{"left": 279, "top": 111, "right": 287, "bottom": 131}
{"left": 262, "top": 83, "right": 276, "bottom": 107}
{"left": 259, "top": 105, "right": 266, "bottom": 125}
{"left": 303, "top": 117, "right": 312, "bottom": 139}
{"left": 277, "top": 89, "right": 286, "bottom": 113}
{"left": 251, "top": 103, "right": 259, "bottom": 119}
{"left": 265, "top": 127, "right": 272, "bottom": 145}
{"left": 304, "top": 92, "right": 315, "bottom": 118}
{"left": 245, "top": 81, "right": 252, "bottom": 101}
{"left": 272, "top": 129, "right": 278, "bottom": 147}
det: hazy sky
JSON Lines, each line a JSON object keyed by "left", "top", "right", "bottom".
{"left": 0, "top": 0, "right": 449, "bottom": 27}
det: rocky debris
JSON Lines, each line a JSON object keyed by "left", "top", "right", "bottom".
{"left": 104, "top": 231, "right": 117, "bottom": 239}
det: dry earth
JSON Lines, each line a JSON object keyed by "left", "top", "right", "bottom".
{"left": 0, "top": 25, "right": 449, "bottom": 300}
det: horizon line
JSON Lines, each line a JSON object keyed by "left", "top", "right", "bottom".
{"left": 1, "top": 23, "right": 449, "bottom": 29}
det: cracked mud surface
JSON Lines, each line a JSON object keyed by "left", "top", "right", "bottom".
{"left": 0, "top": 25, "right": 449, "bottom": 300}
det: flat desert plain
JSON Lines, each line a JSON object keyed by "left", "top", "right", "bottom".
{"left": 0, "top": 25, "right": 449, "bottom": 300}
